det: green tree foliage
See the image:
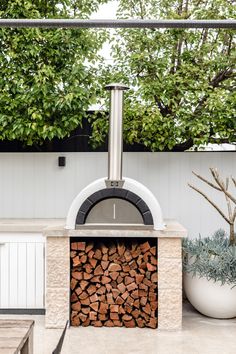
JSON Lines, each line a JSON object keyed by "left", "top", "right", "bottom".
{"left": 92, "top": 0, "right": 236, "bottom": 151}
{"left": 0, "top": 0, "right": 107, "bottom": 145}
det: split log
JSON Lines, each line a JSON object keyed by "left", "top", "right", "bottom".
{"left": 70, "top": 292, "right": 78, "bottom": 302}
{"left": 90, "top": 293, "right": 98, "bottom": 303}
{"left": 89, "top": 258, "right": 97, "bottom": 268}
{"left": 73, "top": 256, "right": 81, "bottom": 267}
{"left": 92, "top": 320, "right": 103, "bottom": 327}
{"left": 80, "top": 297, "right": 90, "bottom": 306}
{"left": 80, "top": 280, "right": 89, "bottom": 291}
{"left": 101, "top": 261, "right": 109, "bottom": 270}
{"left": 90, "top": 302, "right": 99, "bottom": 312}
{"left": 71, "top": 301, "right": 81, "bottom": 312}
{"left": 70, "top": 278, "right": 78, "bottom": 290}
{"left": 94, "top": 249, "right": 102, "bottom": 260}
{"left": 81, "top": 307, "right": 90, "bottom": 315}
{"left": 124, "top": 319, "right": 136, "bottom": 328}
{"left": 85, "top": 242, "right": 94, "bottom": 253}
{"left": 94, "top": 265, "right": 103, "bottom": 275}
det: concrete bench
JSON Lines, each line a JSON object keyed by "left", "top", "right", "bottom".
{"left": 0, "top": 320, "right": 34, "bottom": 354}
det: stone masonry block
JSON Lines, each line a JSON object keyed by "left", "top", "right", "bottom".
{"left": 46, "top": 288, "right": 69, "bottom": 329}
{"left": 158, "top": 288, "right": 182, "bottom": 330}
{"left": 46, "top": 257, "right": 70, "bottom": 288}
{"left": 46, "top": 237, "right": 69, "bottom": 259}
{"left": 158, "top": 258, "right": 182, "bottom": 289}
{"left": 158, "top": 238, "right": 182, "bottom": 259}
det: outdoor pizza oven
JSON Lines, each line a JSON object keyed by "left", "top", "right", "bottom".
{"left": 65, "top": 83, "right": 165, "bottom": 231}
{"left": 44, "top": 84, "right": 186, "bottom": 331}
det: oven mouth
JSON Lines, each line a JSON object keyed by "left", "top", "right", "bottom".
{"left": 76, "top": 188, "right": 154, "bottom": 228}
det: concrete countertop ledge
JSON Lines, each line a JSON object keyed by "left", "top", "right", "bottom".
{"left": 0, "top": 218, "right": 65, "bottom": 232}
{"left": 0, "top": 218, "right": 187, "bottom": 238}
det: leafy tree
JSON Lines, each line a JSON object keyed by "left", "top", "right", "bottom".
{"left": 92, "top": 0, "right": 236, "bottom": 151}
{"left": 0, "top": 0, "right": 107, "bottom": 145}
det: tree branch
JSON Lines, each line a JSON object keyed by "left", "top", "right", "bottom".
{"left": 171, "top": 138, "right": 194, "bottom": 151}
{"left": 192, "top": 170, "right": 221, "bottom": 191}
{"left": 154, "top": 95, "right": 172, "bottom": 116}
{"left": 176, "top": 37, "right": 183, "bottom": 70}
{"left": 177, "top": 0, "right": 183, "bottom": 15}
{"left": 188, "top": 183, "right": 231, "bottom": 224}
{"left": 189, "top": 168, "right": 236, "bottom": 245}
{"left": 210, "top": 168, "right": 236, "bottom": 205}
{"left": 227, "top": 34, "right": 233, "bottom": 56}
{"left": 209, "top": 69, "right": 234, "bottom": 88}
{"left": 209, "top": 138, "right": 236, "bottom": 144}
{"left": 226, "top": 195, "right": 233, "bottom": 220}
{"left": 183, "top": 0, "right": 189, "bottom": 14}
{"left": 193, "top": 69, "right": 235, "bottom": 117}
{"left": 233, "top": 207, "right": 236, "bottom": 222}
{"left": 210, "top": 30, "right": 219, "bottom": 58}
{"left": 201, "top": 28, "right": 209, "bottom": 49}
{"left": 232, "top": 177, "right": 236, "bottom": 188}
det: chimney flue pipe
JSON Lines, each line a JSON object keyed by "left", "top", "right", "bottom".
{"left": 105, "top": 83, "right": 129, "bottom": 186}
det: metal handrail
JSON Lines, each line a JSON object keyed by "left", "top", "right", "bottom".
{"left": 0, "top": 19, "right": 235, "bottom": 29}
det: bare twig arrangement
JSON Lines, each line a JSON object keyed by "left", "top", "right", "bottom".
{"left": 188, "top": 168, "right": 236, "bottom": 245}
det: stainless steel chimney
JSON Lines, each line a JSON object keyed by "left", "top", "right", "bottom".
{"left": 105, "top": 83, "right": 129, "bottom": 188}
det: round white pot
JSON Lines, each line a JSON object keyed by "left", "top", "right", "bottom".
{"left": 184, "top": 272, "right": 236, "bottom": 319}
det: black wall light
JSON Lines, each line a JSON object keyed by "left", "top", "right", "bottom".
{"left": 58, "top": 156, "right": 66, "bottom": 167}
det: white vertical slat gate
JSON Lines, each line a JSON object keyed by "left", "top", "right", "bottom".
{"left": 0, "top": 233, "right": 45, "bottom": 309}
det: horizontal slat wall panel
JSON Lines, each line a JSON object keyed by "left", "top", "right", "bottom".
{"left": 0, "top": 152, "right": 235, "bottom": 237}
{"left": 0, "top": 234, "right": 45, "bottom": 309}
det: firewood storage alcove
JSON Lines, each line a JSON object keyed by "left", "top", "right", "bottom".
{"left": 70, "top": 238, "right": 158, "bottom": 328}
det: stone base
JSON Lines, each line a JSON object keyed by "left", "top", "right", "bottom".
{"left": 44, "top": 220, "right": 187, "bottom": 329}
{"left": 45, "top": 237, "right": 70, "bottom": 329}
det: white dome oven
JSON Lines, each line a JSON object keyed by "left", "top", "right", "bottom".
{"left": 66, "top": 83, "right": 164, "bottom": 231}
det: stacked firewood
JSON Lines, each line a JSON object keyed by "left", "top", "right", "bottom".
{"left": 70, "top": 240, "right": 158, "bottom": 328}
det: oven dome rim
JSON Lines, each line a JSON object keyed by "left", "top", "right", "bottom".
{"left": 65, "top": 177, "right": 165, "bottom": 230}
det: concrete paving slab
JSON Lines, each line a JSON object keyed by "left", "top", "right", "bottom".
{"left": 0, "top": 303, "right": 235, "bottom": 354}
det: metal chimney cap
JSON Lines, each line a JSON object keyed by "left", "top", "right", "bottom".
{"left": 105, "top": 83, "right": 129, "bottom": 91}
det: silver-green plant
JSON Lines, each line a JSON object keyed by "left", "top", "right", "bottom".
{"left": 183, "top": 230, "right": 236, "bottom": 286}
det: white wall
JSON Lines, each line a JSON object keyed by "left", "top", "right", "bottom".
{"left": 0, "top": 152, "right": 235, "bottom": 238}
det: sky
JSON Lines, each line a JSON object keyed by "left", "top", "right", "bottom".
{"left": 87, "top": 2, "right": 118, "bottom": 110}
{"left": 90, "top": 2, "right": 119, "bottom": 61}
{"left": 91, "top": 2, "right": 118, "bottom": 20}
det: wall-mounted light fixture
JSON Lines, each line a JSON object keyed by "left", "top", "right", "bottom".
{"left": 58, "top": 156, "right": 66, "bottom": 167}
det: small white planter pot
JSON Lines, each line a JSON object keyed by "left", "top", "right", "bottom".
{"left": 184, "top": 272, "right": 236, "bottom": 319}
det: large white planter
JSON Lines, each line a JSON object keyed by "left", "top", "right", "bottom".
{"left": 184, "top": 273, "right": 236, "bottom": 319}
